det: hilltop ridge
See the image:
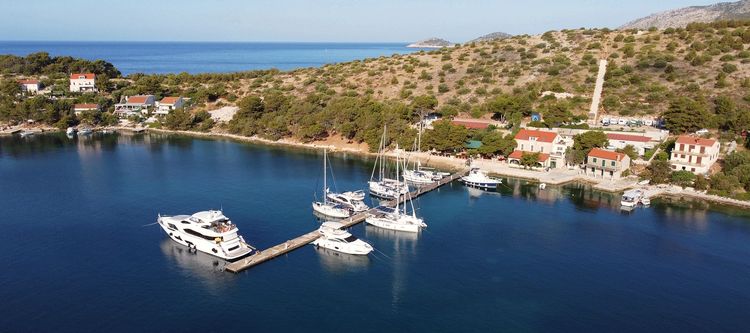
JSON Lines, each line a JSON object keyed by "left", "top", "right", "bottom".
{"left": 622, "top": 0, "right": 750, "bottom": 29}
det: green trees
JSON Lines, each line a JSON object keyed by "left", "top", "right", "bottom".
{"left": 569, "top": 131, "right": 608, "bottom": 164}
{"left": 671, "top": 170, "right": 696, "bottom": 188}
{"left": 0, "top": 52, "right": 120, "bottom": 77}
{"left": 422, "top": 120, "right": 468, "bottom": 153}
{"left": 662, "top": 97, "right": 709, "bottom": 134}
{"left": 647, "top": 159, "right": 673, "bottom": 184}
{"left": 477, "top": 132, "right": 517, "bottom": 156}
{"left": 520, "top": 152, "right": 541, "bottom": 169}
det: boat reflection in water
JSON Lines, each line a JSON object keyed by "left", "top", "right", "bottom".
{"left": 159, "top": 239, "right": 237, "bottom": 292}
{"left": 364, "top": 223, "right": 419, "bottom": 307}
{"left": 314, "top": 246, "right": 371, "bottom": 273}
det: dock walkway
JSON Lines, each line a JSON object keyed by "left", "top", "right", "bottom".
{"left": 226, "top": 171, "right": 465, "bottom": 273}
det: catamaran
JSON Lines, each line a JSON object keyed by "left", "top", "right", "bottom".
{"left": 311, "top": 222, "right": 373, "bottom": 255}
{"left": 368, "top": 125, "right": 409, "bottom": 200}
{"left": 157, "top": 210, "right": 254, "bottom": 261}
{"left": 366, "top": 149, "right": 427, "bottom": 233}
{"left": 312, "top": 149, "right": 352, "bottom": 219}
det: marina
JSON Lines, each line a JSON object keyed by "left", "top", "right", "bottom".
{"left": 225, "top": 171, "right": 464, "bottom": 273}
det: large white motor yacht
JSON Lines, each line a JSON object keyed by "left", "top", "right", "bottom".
{"left": 460, "top": 168, "right": 502, "bottom": 189}
{"left": 157, "top": 210, "right": 254, "bottom": 261}
{"left": 311, "top": 222, "right": 373, "bottom": 255}
{"left": 326, "top": 190, "right": 369, "bottom": 212}
{"left": 621, "top": 189, "right": 643, "bottom": 208}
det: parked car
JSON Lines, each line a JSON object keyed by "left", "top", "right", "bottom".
{"left": 695, "top": 129, "right": 709, "bottom": 135}
{"left": 618, "top": 118, "right": 627, "bottom": 126}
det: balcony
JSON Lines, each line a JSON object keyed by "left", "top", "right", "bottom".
{"left": 586, "top": 163, "right": 620, "bottom": 172}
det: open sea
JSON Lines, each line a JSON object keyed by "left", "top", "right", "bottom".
{"left": 1, "top": 133, "right": 750, "bottom": 332}
{"left": 0, "top": 41, "right": 420, "bottom": 75}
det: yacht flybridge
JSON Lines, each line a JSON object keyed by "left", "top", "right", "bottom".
{"left": 312, "top": 149, "right": 353, "bottom": 219}
{"left": 460, "top": 168, "right": 502, "bottom": 190}
{"left": 311, "top": 222, "right": 373, "bottom": 255}
{"left": 157, "top": 210, "right": 254, "bottom": 261}
{"left": 369, "top": 125, "right": 409, "bottom": 199}
{"left": 326, "top": 190, "right": 369, "bottom": 212}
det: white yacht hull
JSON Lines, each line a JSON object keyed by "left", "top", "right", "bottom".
{"left": 403, "top": 170, "right": 434, "bottom": 184}
{"left": 365, "top": 215, "right": 421, "bottom": 233}
{"left": 312, "top": 202, "right": 351, "bottom": 218}
{"left": 461, "top": 178, "right": 501, "bottom": 189}
{"left": 157, "top": 218, "right": 252, "bottom": 261}
{"left": 311, "top": 238, "right": 372, "bottom": 255}
{"left": 369, "top": 180, "right": 408, "bottom": 200}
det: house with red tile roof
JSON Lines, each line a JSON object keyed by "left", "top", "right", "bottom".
{"left": 586, "top": 148, "right": 631, "bottom": 179}
{"left": 670, "top": 135, "right": 720, "bottom": 174}
{"left": 156, "top": 97, "right": 185, "bottom": 115}
{"left": 508, "top": 128, "right": 568, "bottom": 169}
{"left": 18, "top": 79, "right": 41, "bottom": 94}
{"left": 606, "top": 133, "right": 653, "bottom": 156}
{"left": 114, "top": 95, "right": 156, "bottom": 117}
{"left": 69, "top": 73, "right": 97, "bottom": 92}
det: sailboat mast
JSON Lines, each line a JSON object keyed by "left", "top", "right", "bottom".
{"left": 395, "top": 144, "right": 400, "bottom": 212}
{"left": 323, "top": 149, "right": 327, "bottom": 204}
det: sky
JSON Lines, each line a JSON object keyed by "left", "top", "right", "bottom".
{"left": 0, "top": 0, "right": 721, "bottom": 42}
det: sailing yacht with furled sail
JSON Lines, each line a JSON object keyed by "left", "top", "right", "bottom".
{"left": 368, "top": 125, "right": 409, "bottom": 200}
{"left": 403, "top": 118, "right": 448, "bottom": 184}
{"left": 366, "top": 149, "right": 427, "bottom": 233}
{"left": 312, "top": 149, "right": 352, "bottom": 219}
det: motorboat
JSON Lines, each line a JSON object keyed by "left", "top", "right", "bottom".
{"left": 640, "top": 196, "right": 651, "bottom": 206}
{"left": 326, "top": 190, "right": 369, "bottom": 212}
{"left": 157, "top": 210, "right": 254, "bottom": 261}
{"left": 66, "top": 127, "right": 76, "bottom": 135}
{"left": 19, "top": 130, "right": 34, "bottom": 137}
{"left": 312, "top": 149, "right": 353, "bottom": 219}
{"left": 460, "top": 168, "right": 502, "bottom": 190}
{"left": 311, "top": 222, "right": 373, "bottom": 255}
{"left": 621, "top": 189, "right": 643, "bottom": 208}
{"left": 365, "top": 150, "right": 427, "bottom": 233}
{"left": 78, "top": 127, "right": 93, "bottom": 135}
{"left": 539, "top": 183, "right": 547, "bottom": 190}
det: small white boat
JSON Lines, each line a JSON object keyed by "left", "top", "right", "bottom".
{"left": 621, "top": 189, "right": 643, "bottom": 208}
{"left": 640, "top": 197, "right": 651, "bottom": 206}
{"left": 157, "top": 210, "right": 254, "bottom": 261}
{"left": 327, "top": 190, "right": 369, "bottom": 212}
{"left": 539, "top": 183, "right": 547, "bottom": 190}
{"left": 78, "top": 127, "right": 93, "bottom": 135}
{"left": 312, "top": 149, "right": 353, "bottom": 219}
{"left": 66, "top": 127, "right": 76, "bottom": 135}
{"left": 460, "top": 168, "right": 502, "bottom": 190}
{"left": 311, "top": 222, "right": 373, "bottom": 255}
{"left": 19, "top": 130, "right": 34, "bottom": 137}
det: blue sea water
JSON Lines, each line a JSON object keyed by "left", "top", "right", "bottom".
{"left": 2, "top": 133, "right": 750, "bottom": 332}
{"left": 0, "top": 41, "right": 420, "bottom": 75}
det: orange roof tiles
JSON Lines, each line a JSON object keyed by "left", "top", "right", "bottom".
{"left": 588, "top": 148, "right": 627, "bottom": 161}
{"left": 676, "top": 135, "right": 717, "bottom": 147}
{"left": 514, "top": 129, "right": 558, "bottom": 143}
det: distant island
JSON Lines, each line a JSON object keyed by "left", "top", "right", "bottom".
{"left": 407, "top": 38, "right": 452, "bottom": 48}
{"left": 469, "top": 32, "right": 513, "bottom": 43}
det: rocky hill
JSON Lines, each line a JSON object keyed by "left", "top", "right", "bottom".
{"left": 621, "top": 0, "right": 750, "bottom": 29}
{"left": 407, "top": 38, "right": 452, "bottom": 48}
{"left": 469, "top": 32, "right": 513, "bottom": 43}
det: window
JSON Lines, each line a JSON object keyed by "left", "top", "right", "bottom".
{"left": 689, "top": 145, "right": 694, "bottom": 151}
{"left": 344, "top": 235, "right": 358, "bottom": 243}
{"left": 611, "top": 161, "right": 615, "bottom": 167}
{"left": 593, "top": 158, "right": 597, "bottom": 163}
{"left": 700, "top": 146, "right": 705, "bottom": 154}
{"left": 691, "top": 168, "right": 695, "bottom": 172}
{"left": 184, "top": 228, "right": 217, "bottom": 241}
{"left": 167, "top": 223, "right": 177, "bottom": 231}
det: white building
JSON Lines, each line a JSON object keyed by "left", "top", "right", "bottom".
{"left": 586, "top": 148, "right": 631, "bottom": 180}
{"left": 114, "top": 95, "right": 156, "bottom": 117}
{"left": 73, "top": 104, "right": 100, "bottom": 116}
{"left": 18, "top": 79, "right": 41, "bottom": 94}
{"left": 508, "top": 128, "right": 568, "bottom": 169}
{"left": 606, "top": 133, "right": 654, "bottom": 156}
{"left": 670, "top": 135, "right": 720, "bottom": 174}
{"left": 69, "top": 73, "right": 97, "bottom": 92}
{"left": 156, "top": 96, "right": 184, "bottom": 115}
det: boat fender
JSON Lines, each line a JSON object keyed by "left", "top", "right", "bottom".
{"left": 215, "top": 237, "right": 221, "bottom": 243}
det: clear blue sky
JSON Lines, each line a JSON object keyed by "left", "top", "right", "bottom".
{"left": 1, "top": 0, "right": 719, "bottom": 42}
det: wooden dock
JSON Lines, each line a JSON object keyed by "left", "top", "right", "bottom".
{"left": 225, "top": 170, "right": 465, "bottom": 273}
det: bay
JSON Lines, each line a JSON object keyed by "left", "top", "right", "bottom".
{"left": 1, "top": 133, "right": 750, "bottom": 332}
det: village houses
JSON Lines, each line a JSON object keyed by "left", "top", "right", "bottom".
{"left": 114, "top": 95, "right": 156, "bottom": 117}
{"left": 586, "top": 148, "right": 631, "bottom": 179}
{"left": 73, "top": 104, "right": 100, "bottom": 116}
{"left": 508, "top": 128, "right": 568, "bottom": 169}
{"left": 670, "top": 135, "right": 720, "bottom": 174}
{"left": 156, "top": 97, "right": 185, "bottom": 115}
{"left": 69, "top": 73, "right": 97, "bottom": 92}
{"left": 18, "top": 79, "right": 41, "bottom": 94}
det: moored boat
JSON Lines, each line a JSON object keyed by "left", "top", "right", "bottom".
{"left": 312, "top": 149, "right": 353, "bottom": 219}
{"left": 311, "top": 222, "right": 373, "bottom": 255}
{"left": 460, "top": 168, "right": 502, "bottom": 190}
{"left": 157, "top": 210, "right": 254, "bottom": 261}
{"left": 621, "top": 189, "right": 643, "bottom": 208}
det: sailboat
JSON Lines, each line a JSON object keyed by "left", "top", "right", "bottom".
{"left": 312, "top": 149, "right": 352, "bottom": 219}
{"left": 368, "top": 125, "right": 409, "bottom": 200}
{"left": 366, "top": 147, "right": 427, "bottom": 233}
{"left": 403, "top": 116, "right": 448, "bottom": 184}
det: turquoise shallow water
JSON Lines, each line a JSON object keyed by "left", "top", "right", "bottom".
{"left": 0, "top": 41, "right": 420, "bottom": 75}
{"left": 1, "top": 133, "right": 750, "bottom": 332}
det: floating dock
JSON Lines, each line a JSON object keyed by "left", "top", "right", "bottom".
{"left": 225, "top": 171, "right": 465, "bottom": 273}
